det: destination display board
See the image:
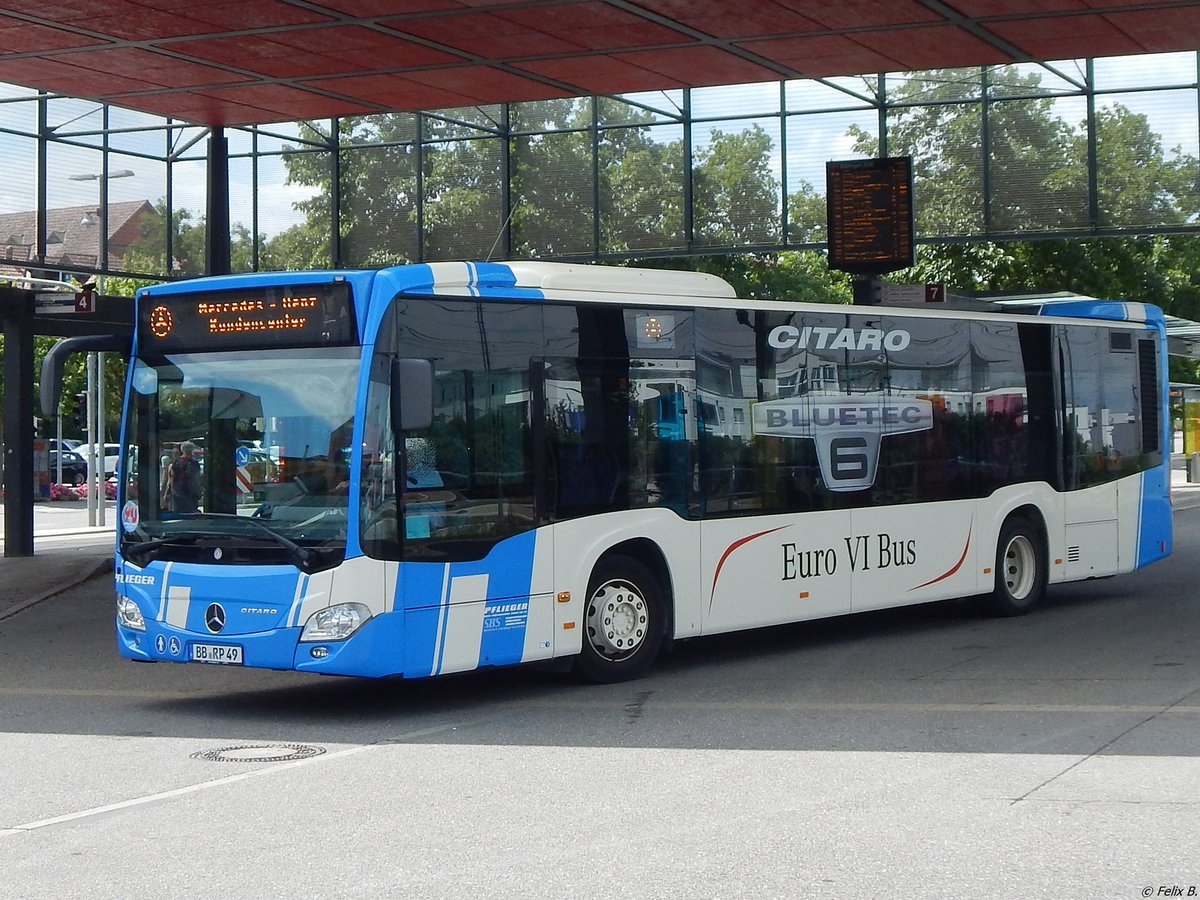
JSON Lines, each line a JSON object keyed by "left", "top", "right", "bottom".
{"left": 826, "top": 157, "right": 915, "bottom": 275}
{"left": 138, "top": 281, "right": 356, "bottom": 353}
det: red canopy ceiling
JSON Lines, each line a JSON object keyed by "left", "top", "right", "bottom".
{"left": 0, "top": 0, "right": 1198, "bottom": 126}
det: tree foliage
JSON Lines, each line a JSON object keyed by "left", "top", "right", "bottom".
{"left": 121, "top": 199, "right": 259, "bottom": 277}
{"left": 853, "top": 67, "right": 1200, "bottom": 380}
{"left": 273, "top": 108, "right": 790, "bottom": 261}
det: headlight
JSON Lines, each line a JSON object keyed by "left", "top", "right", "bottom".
{"left": 116, "top": 595, "right": 146, "bottom": 631}
{"left": 300, "top": 603, "right": 371, "bottom": 642}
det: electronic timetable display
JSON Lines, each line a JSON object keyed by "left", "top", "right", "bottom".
{"left": 138, "top": 281, "right": 356, "bottom": 353}
{"left": 826, "top": 157, "right": 915, "bottom": 275}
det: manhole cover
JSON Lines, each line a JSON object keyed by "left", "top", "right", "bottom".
{"left": 190, "top": 744, "right": 326, "bottom": 763}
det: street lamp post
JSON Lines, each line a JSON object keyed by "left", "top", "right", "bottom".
{"left": 69, "top": 167, "right": 134, "bottom": 527}
{"left": 68, "top": 168, "right": 134, "bottom": 276}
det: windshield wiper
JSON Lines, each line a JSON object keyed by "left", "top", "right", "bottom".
{"left": 123, "top": 515, "right": 319, "bottom": 572}
{"left": 123, "top": 531, "right": 205, "bottom": 562}
{"left": 180, "top": 512, "right": 320, "bottom": 571}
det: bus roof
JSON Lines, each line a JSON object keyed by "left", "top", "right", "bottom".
{"left": 137, "top": 262, "right": 1178, "bottom": 340}
{"left": 136, "top": 260, "right": 738, "bottom": 309}
{"left": 396, "top": 260, "right": 739, "bottom": 300}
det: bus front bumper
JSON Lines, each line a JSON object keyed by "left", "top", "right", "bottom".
{"left": 116, "top": 612, "right": 403, "bottom": 677}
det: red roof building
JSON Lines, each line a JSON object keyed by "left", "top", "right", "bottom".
{"left": 0, "top": 200, "right": 155, "bottom": 277}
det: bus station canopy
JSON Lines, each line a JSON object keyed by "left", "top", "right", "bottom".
{"left": 1, "top": 0, "right": 1199, "bottom": 126}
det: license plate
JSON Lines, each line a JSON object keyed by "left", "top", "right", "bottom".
{"left": 190, "top": 642, "right": 243, "bottom": 665}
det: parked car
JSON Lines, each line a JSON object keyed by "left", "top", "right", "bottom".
{"left": 48, "top": 449, "right": 87, "bottom": 485}
{"left": 244, "top": 447, "right": 277, "bottom": 484}
{"left": 45, "top": 438, "right": 82, "bottom": 452}
{"left": 81, "top": 443, "right": 122, "bottom": 478}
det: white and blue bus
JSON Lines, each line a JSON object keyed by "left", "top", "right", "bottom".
{"left": 112, "top": 262, "right": 1172, "bottom": 682}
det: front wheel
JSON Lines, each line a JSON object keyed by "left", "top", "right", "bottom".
{"left": 981, "top": 517, "right": 1047, "bottom": 617}
{"left": 574, "top": 555, "right": 666, "bottom": 683}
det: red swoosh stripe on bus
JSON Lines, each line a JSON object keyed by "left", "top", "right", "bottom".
{"left": 709, "top": 525, "right": 790, "bottom": 613}
{"left": 908, "top": 525, "right": 972, "bottom": 591}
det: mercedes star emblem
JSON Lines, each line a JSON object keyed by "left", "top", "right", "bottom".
{"left": 205, "top": 603, "right": 226, "bottom": 634}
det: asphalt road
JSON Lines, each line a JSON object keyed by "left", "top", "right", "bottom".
{"left": 1, "top": 510, "right": 1198, "bottom": 899}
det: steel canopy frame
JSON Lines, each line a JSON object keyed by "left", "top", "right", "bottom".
{"left": 2, "top": 54, "right": 1198, "bottom": 286}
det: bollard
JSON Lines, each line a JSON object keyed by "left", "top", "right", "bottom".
{"left": 1190, "top": 452, "right": 1200, "bottom": 483}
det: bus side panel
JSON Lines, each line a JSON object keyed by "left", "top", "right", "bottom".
{"left": 849, "top": 500, "right": 977, "bottom": 613}
{"left": 1134, "top": 465, "right": 1172, "bottom": 568}
{"left": 1139, "top": 317, "right": 1173, "bottom": 568}
{"left": 396, "top": 530, "right": 555, "bottom": 678}
{"left": 1062, "top": 482, "right": 1120, "bottom": 580}
{"left": 1059, "top": 469, "right": 1168, "bottom": 579}
{"left": 1117, "top": 473, "right": 1143, "bottom": 574}
{"left": 701, "top": 511, "right": 852, "bottom": 632}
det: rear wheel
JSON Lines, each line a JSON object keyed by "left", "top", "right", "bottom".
{"left": 574, "top": 555, "right": 666, "bottom": 683}
{"left": 982, "top": 516, "right": 1047, "bottom": 616}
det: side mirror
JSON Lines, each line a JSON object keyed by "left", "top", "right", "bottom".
{"left": 391, "top": 358, "right": 433, "bottom": 432}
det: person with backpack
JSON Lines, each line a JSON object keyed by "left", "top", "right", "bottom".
{"left": 166, "top": 441, "right": 203, "bottom": 513}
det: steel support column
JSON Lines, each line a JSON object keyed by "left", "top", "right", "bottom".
{"left": 206, "top": 127, "right": 231, "bottom": 276}
{"left": 2, "top": 290, "right": 35, "bottom": 556}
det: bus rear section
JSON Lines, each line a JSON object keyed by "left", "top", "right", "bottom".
{"left": 114, "top": 263, "right": 1171, "bottom": 682}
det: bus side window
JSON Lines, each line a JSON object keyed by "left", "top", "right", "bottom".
{"left": 545, "top": 358, "right": 630, "bottom": 518}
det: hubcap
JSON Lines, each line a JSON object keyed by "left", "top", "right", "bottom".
{"left": 586, "top": 578, "right": 649, "bottom": 660}
{"left": 1003, "top": 534, "right": 1036, "bottom": 600}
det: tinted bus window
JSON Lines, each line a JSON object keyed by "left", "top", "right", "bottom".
{"left": 970, "top": 320, "right": 1048, "bottom": 494}
{"left": 543, "top": 306, "right": 695, "bottom": 520}
{"left": 393, "top": 298, "right": 541, "bottom": 561}
{"left": 870, "top": 316, "right": 975, "bottom": 504}
{"left": 1061, "top": 324, "right": 1143, "bottom": 488}
{"left": 696, "top": 308, "right": 857, "bottom": 515}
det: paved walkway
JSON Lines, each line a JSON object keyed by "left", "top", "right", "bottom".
{"left": 0, "top": 549, "right": 113, "bottom": 624}
{"left": 0, "top": 500, "right": 116, "bottom": 623}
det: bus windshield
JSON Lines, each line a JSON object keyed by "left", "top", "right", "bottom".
{"left": 119, "top": 346, "right": 360, "bottom": 568}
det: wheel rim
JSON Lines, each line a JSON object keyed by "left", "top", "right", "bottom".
{"left": 586, "top": 578, "right": 649, "bottom": 661}
{"left": 1003, "top": 534, "right": 1037, "bottom": 600}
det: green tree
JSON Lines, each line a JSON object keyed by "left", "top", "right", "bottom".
{"left": 600, "top": 125, "right": 686, "bottom": 254}
{"left": 847, "top": 67, "right": 1084, "bottom": 237}
{"left": 262, "top": 145, "right": 338, "bottom": 268}
{"left": 424, "top": 137, "right": 506, "bottom": 260}
{"left": 273, "top": 118, "right": 414, "bottom": 267}
{"left": 273, "top": 108, "right": 799, "bottom": 264}
{"left": 121, "top": 199, "right": 258, "bottom": 276}
{"left": 1090, "top": 103, "right": 1199, "bottom": 227}
{"left": 692, "top": 125, "right": 780, "bottom": 246}
{"left": 260, "top": 221, "right": 329, "bottom": 271}
{"left": 786, "top": 178, "right": 828, "bottom": 244}
{"left": 635, "top": 251, "right": 851, "bottom": 304}
{"left": 847, "top": 70, "right": 1200, "bottom": 281}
